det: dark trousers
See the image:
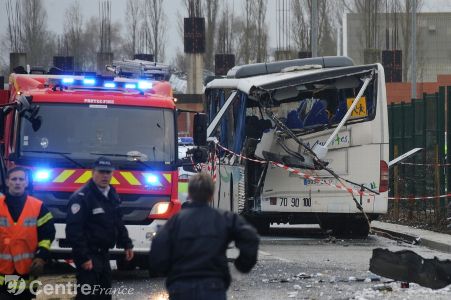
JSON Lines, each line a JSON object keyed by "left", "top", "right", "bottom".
{"left": 167, "top": 278, "right": 226, "bottom": 300}
{"left": 75, "top": 252, "right": 112, "bottom": 300}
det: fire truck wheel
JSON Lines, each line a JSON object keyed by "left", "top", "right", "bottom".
{"left": 135, "top": 255, "right": 150, "bottom": 270}
{"left": 116, "top": 257, "right": 136, "bottom": 271}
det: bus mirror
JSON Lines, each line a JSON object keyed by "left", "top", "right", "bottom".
{"left": 188, "top": 147, "right": 208, "bottom": 164}
{"left": 193, "top": 113, "right": 207, "bottom": 146}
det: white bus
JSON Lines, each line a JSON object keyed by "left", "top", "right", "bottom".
{"left": 202, "top": 56, "right": 389, "bottom": 237}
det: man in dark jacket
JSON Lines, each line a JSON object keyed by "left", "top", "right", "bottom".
{"left": 66, "top": 157, "right": 133, "bottom": 299}
{"left": 149, "top": 173, "right": 259, "bottom": 300}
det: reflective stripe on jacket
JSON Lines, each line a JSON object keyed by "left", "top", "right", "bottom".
{"left": 0, "top": 195, "right": 42, "bottom": 275}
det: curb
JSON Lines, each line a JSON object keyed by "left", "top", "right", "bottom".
{"left": 371, "top": 225, "right": 451, "bottom": 254}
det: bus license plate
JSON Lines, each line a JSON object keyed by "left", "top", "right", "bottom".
{"left": 279, "top": 197, "right": 311, "bottom": 208}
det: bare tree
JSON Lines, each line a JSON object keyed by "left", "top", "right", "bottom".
{"left": 99, "top": 0, "right": 112, "bottom": 53}
{"left": 203, "top": 0, "right": 220, "bottom": 70}
{"left": 21, "top": 0, "right": 50, "bottom": 65}
{"left": 291, "top": 0, "right": 310, "bottom": 51}
{"left": 64, "top": 1, "right": 83, "bottom": 69}
{"left": 125, "top": 0, "right": 140, "bottom": 56}
{"left": 346, "top": 0, "right": 423, "bottom": 80}
{"left": 187, "top": 0, "right": 202, "bottom": 17}
{"left": 80, "top": 16, "right": 100, "bottom": 70}
{"left": 231, "top": 0, "right": 269, "bottom": 64}
{"left": 216, "top": 0, "right": 233, "bottom": 54}
{"left": 5, "top": 0, "right": 23, "bottom": 52}
{"left": 255, "top": 0, "right": 268, "bottom": 62}
{"left": 143, "top": 0, "right": 167, "bottom": 62}
{"left": 291, "top": 0, "right": 337, "bottom": 56}
{"left": 398, "top": 0, "right": 423, "bottom": 81}
{"left": 242, "top": 0, "right": 252, "bottom": 64}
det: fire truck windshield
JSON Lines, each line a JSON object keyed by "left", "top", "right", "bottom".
{"left": 18, "top": 103, "right": 175, "bottom": 167}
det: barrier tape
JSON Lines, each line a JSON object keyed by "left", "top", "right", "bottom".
{"left": 399, "top": 162, "right": 451, "bottom": 167}
{"left": 207, "top": 143, "right": 218, "bottom": 181}
{"left": 388, "top": 194, "right": 451, "bottom": 200}
{"left": 189, "top": 157, "right": 203, "bottom": 173}
{"left": 205, "top": 143, "right": 451, "bottom": 201}
{"left": 214, "top": 142, "right": 373, "bottom": 197}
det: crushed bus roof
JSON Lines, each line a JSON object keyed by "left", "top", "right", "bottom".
{"left": 205, "top": 64, "right": 380, "bottom": 96}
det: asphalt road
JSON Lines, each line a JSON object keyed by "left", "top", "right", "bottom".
{"left": 36, "top": 225, "right": 451, "bottom": 300}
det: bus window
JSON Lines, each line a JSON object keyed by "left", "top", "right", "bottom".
{"left": 278, "top": 74, "right": 377, "bottom": 134}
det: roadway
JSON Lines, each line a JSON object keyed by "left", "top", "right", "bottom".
{"left": 35, "top": 225, "right": 451, "bottom": 299}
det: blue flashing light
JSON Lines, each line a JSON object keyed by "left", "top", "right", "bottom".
{"left": 83, "top": 78, "right": 96, "bottom": 85}
{"left": 125, "top": 83, "right": 137, "bottom": 89}
{"left": 145, "top": 174, "right": 159, "bottom": 185}
{"left": 33, "top": 169, "right": 51, "bottom": 182}
{"left": 104, "top": 82, "right": 116, "bottom": 88}
{"left": 179, "top": 137, "right": 194, "bottom": 145}
{"left": 138, "top": 81, "right": 152, "bottom": 90}
{"left": 62, "top": 78, "right": 74, "bottom": 84}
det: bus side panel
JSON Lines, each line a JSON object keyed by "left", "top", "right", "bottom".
{"left": 212, "top": 164, "right": 242, "bottom": 213}
{"left": 260, "top": 143, "right": 381, "bottom": 214}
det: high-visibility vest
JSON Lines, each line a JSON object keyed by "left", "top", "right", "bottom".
{"left": 0, "top": 195, "right": 42, "bottom": 275}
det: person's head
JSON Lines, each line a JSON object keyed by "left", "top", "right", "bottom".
{"left": 92, "top": 157, "right": 115, "bottom": 188}
{"left": 6, "top": 167, "right": 29, "bottom": 196}
{"left": 188, "top": 173, "right": 215, "bottom": 203}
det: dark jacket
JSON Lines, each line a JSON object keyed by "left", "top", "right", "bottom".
{"left": 65, "top": 180, "right": 133, "bottom": 267}
{"left": 149, "top": 201, "right": 259, "bottom": 288}
{"left": 4, "top": 193, "right": 55, "bottom": 261}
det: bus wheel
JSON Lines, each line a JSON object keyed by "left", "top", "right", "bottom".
{"left": 346, "top": 219, "right": 370, "bottom": 238}
{"left": 251, "top": 219, "right": 270, "bottom": 235}
{"left": 320, "top": 217, "right": 369, "bottom": 238}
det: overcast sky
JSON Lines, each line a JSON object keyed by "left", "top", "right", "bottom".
{"left": 1, "top": 0, "right": 451, "bottom": 65}
{"left": 0, "top": 0, "right": 279, "bottom": 64}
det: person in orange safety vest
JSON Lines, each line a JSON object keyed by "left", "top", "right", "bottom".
{"left": 0, "top": 167, "right": 55, "bottom": 300}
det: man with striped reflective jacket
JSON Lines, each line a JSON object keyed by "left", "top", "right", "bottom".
{"left": 0, "top": 167, "right": 55, "bottom": 300}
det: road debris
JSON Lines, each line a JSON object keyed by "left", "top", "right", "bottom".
{"left": 370, "top": 248, "right": 451, "bottom": 289}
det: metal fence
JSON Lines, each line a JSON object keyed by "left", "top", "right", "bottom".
{"left": 387, "top": 87, "right": 449, "bottom": 231}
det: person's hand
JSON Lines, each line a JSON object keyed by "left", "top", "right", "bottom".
{"left": 81, "top": 259, "right": 93, "bottom": 270}
{"left": 125, "top": 248, "right": 134, "bottom": 261}
{"left": 29, "top": 258, "right": 45, "bottom": 277}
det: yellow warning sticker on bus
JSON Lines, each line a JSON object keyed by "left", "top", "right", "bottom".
{"left": 346, "top": 96, "right": 368, "bottom": 118}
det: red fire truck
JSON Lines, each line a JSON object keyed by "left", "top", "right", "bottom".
{"left": 0, "top": 72, "right": 183, "bottom": 269}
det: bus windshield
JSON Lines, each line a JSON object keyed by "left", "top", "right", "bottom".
{"left": 19, "top": 103, "right": 176, "bottom": 165}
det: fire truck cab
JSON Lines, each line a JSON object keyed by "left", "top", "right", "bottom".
{"left": 0, "top": 72, "right": 181, "bottom": 269}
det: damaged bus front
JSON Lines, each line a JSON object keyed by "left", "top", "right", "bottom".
{"left": 204, "top": 57, "right": 389, "bottom": 237}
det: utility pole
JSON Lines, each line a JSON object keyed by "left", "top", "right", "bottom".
{"left": 311, "top": 0, "right": 318, "bottom": 57}
{"left": 411, "top": 0, "right": 417, "bottom": 99}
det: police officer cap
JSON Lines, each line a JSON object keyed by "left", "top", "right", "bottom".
{"left": 93, "top": 157, "right": 115, "bottom": 171}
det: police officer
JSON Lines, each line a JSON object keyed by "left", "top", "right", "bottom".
{"left": 66, "top": 157, "right": 134, "bottom": 300}
{"left": 0, "top": 167, "right": 55, "bottom": 300}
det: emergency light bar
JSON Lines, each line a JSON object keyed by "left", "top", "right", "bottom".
{"left": 52, "top": 76, "right": 153, "bottom": 92}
